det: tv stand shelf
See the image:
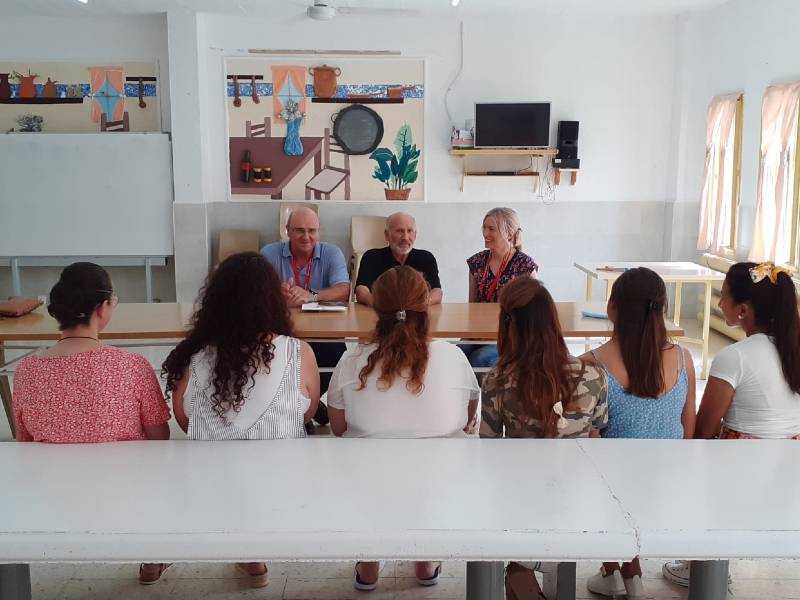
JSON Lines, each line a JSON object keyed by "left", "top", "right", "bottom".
{"left": 449, "top": 148, "right": 559, "bottom": 192}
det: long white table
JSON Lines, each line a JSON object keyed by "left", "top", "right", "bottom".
{"left": 4, "top": 439, "right": 798, "bottom": 600}
{"left": 574, "top": 261, "right": 725, "bottom": 378}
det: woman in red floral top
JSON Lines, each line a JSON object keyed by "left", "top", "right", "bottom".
{"left": 12, "top": 262, "right": 171, "bottom": 584}
{"left": 463, "top": 207, "right": 538, "bottom": 367}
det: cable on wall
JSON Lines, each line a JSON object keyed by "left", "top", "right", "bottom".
{"left": 444, "top": 20, "right": 464, "bottom": 127}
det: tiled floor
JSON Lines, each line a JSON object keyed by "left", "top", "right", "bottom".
{"left": 6, "top": 321, "right": 796, "bottom": 598}
{"left": 25, "top": 558, "right": 800, "bottom": 599}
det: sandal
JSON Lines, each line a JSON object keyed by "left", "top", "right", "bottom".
{"left": 505, "top": 562, "right": 546, "bottom": 600}
{"left": 235, "top": 562, "right": 269, "bottom": 588}
{"left": 353, "top": 561, "right": 380, "bottom": 592}
{"left": 138, "top": 562, "right": 171, "bottom": 585}
{"left": 416, "top": 562, "right": 442, "bottom": 587}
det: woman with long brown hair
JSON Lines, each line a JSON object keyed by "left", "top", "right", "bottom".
{"left": 579, "top": 267, "right": 695, "bottom": 598}
{"left": 328, "top": 266, "right": 479, "bottom": 591}
{"left": 162, "top": 252, "right": 319, "bottom": 588}
{"left": 480, "top": 277, "right": 608, "bottom": 599}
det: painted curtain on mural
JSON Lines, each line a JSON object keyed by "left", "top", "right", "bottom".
{"left": 89, "top": 66, "right": 125, "bottom": 123}
{"left": 750, "top": 81, "right": 800, "bottom": 263}
{"left": 271, "top": 66, "right": 306, "bottom": 124}
{"left": 697, "top": 93, "right": 740, "bottom": 255}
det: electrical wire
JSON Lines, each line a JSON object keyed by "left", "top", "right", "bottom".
{"left": 444, "top": 20, "right": 464, "bottom": 127}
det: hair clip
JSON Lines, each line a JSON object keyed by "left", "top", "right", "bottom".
{"left": 503, "top": 313, "right": 512, "bottom": 323}
{"left": 396, "top": 310, "right": 406, "bottom": 322}
{"left": 552, "top": 401, "right": 569, "bottom": 430}
{"left": 75, "top": 312, "right": 86, "bottom": 318}
{"left": 749, "top": 262, "right": 790, "bottom": 285}
{"left": 648, "top": 300, "right": 660, "bottom": 311}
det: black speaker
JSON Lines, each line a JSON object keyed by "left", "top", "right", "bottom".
{"left": 557, "top": 121, "right": 579, "bottom": 159}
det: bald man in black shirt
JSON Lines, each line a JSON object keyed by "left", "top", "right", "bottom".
{"left": 354, "top": 212, "right": 443, "bottom": 306}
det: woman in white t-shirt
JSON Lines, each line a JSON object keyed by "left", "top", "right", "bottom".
{"left": 328, "top": 265, "right": 480, "bottom": 592}
{"left": 694, "top": 262, "right": 800, "bottom": 439}
{"left": 663, "top": 262, "right": 800, "bottom": 587}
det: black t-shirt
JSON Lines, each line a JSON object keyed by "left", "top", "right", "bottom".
{"left": 355, "top": 246, "right": 442, "bottom": 291}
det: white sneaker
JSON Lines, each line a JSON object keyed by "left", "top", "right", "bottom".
{"left": 587, "top": 567, "right": 626, "bottom": 598}
{"left": 623, "top": 574, "right": 646, "bottom": 598}
{"left": 662, "top": 560, "right": 690, "bottom": 587}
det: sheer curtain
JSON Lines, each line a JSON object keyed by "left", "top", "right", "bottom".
{"left": 749, "top": 81, "right": 800, "bottom": 264}
{"left": 697, "top": 93, "right": 741, "bottom": 255}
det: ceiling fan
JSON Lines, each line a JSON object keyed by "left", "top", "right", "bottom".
{"left": 305, "top": 0, "right": 420, "bottom": 21}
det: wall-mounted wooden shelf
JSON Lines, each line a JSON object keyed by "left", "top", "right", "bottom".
{"left": 311, "top": 97, "right": 404, "bottom": 104}
{"left": 449, "top": 148, "right": 558, "bottom": 157}
{"left": 450, "top": 147, "right": 559, "bottom": 192}
{"left": 0, "top": 97, "right": 84, "bottom": 105}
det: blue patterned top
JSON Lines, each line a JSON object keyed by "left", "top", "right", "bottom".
{"left": 592, "top": 347, "right": 688, "bottom": 439}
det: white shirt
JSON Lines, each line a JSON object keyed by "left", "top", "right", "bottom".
{"left": 710, "top": 333, "right": 800, "bottom": 438}
{"left": 327, "top": 340, "right": 480, "bottom": 438}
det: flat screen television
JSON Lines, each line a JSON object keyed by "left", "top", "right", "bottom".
{"left": 474, "top": 102, "right": 551, "bottom": 148}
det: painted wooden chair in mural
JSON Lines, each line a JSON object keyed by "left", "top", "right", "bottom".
{"left": 305, "top": 128, "right": 351, "bottom": 201}
{"left": 246, "top": 117, "right": 271, "bottom": 138}
{"left": 100, "top": 112, "right": 130, "bottom": 132}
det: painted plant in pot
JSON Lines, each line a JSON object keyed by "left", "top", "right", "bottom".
{"left": 370, "top": 124, "right": 420, "bottom": 200}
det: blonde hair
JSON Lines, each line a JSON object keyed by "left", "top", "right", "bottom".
{"left": 484, "top": 207, "right": 523, "bottom": 250}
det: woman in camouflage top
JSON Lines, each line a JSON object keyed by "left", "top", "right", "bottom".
{"left": 479, "top": 277, "right": 608, "bottom": 599}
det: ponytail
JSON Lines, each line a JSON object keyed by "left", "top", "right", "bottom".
{"left": 726, "top": 263, "right": 800, "bottom": 394}
{"left": 773, "top": 273, "right": 800, "bottom": 394}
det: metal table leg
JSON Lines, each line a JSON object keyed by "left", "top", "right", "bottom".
{"left": 0, "top": 564, "right": 32, "bottom": 600}
{"left": 688, "top": 560, "right": 729, "bottom": 600}
{"left": 542, "top": 562, "right": 577, "bottom": 600}
{"left": 466, "top": 561, "right": 504, "bottom": 600}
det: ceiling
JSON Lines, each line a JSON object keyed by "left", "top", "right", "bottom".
{"left": 0, "top": 0, "right": 732, "bottom": 18}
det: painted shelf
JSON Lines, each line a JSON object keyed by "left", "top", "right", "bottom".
{"left": 0, "top": 97, "right": 85, "bottom": 105}
{"left": 311, "top": 97, "right": 404, "bottom": 104}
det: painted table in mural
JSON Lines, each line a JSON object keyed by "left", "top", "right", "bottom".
{"left": 229, "top": 136, "right": 323, "bottom": 199}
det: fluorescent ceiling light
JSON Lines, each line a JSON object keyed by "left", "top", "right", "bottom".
{"left": 451, "top": 0, "right": 460, "bottom": 5}
{"left": 77, "top": 0, "right": 89, "bottom": 4}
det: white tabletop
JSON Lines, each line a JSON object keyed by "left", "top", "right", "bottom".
{"left": 578, "top": 439, "right": 800, "bottom": 559}
{"left": 0, "top": 439, "right": 636, "bottom": 563}
{"left": 574, "top": 261, "right": 725, "bottom": 282}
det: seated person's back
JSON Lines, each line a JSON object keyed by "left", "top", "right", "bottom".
{"left": 13, "top": 263, "right": 170, "bottom": 443}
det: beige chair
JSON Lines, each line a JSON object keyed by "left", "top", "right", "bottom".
{"left": 350, "top": 216, "right": 387, "bottom": 295}
{"left": 217, "top": 229, "right": 260, "bottom": 264}
{"left": 246, "top": 117, "right": 271, "bottom": 138}
{"left": 305, "top": 128, "right": 351, "bottom": 200}
{"left": 279, "top": 203, "right": 319, "bottom": 242}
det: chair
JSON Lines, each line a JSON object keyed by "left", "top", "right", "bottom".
{"left": 305, "top": 128, "right": 351, "bottom": 200}
{"left": 349, "top": 216, "right": 387, "bottom": 296}
{"left": 217, "top": 229, "right": 260, "bottom": 264}
{"left": 246, "top": 117, "right": 271, "bottom": 138}
{"left": 279, "top": 203, "right": 319, "bottom": 242}
{"left": 100, "top": 112, "right": 130, "bottom": 132}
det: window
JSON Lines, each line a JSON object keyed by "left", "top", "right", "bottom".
{"left": 697, "top": 93, "right": 743, "bottom": 257}
{"left": 750, "top": 81, "right": 800, "bottom": 270}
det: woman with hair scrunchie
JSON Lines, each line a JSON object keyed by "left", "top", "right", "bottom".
{"left": 327, "top": 266, "right": 480, "bottom": 592}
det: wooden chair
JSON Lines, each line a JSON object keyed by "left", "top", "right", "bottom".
{"left": 349, "top": 215, "right": 387, "bottom": 296}
{"left": 278, "top": 202, "right": 319, "bottom": 242}
{"left": 305, "top": 128, "right": 351, "bottom": 200}
{"left": 217, "top": 229, "right": 260, "bottom": 264}
{"left": 246, "top": 117, "right": 271, "bottom": 138}
{"left": 100, "top": 112, "right": 130, "bottom": 132}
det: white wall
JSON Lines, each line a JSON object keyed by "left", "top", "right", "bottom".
{"left": 671, "top": 0, "right": 800, "bottom": 261}
{"left": 167, "top": 10, "right": 685, "bottom": 301}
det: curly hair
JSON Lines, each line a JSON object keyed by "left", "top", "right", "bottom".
{"left": 162, "top": 252, "right": 294, "bottom": 417}
{"left": 358, "top": 266, "right": 430, "bottom": 394}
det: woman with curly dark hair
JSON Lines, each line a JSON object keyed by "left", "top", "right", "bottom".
{"left": 327, "top": 266, "right": 479, "bottom": 592}
{"left": 162, "top": 252, "right": 319, "bottom": 588}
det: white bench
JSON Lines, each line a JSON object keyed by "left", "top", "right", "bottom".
{"left": 2, "top": 439, "right": 799, "bottom": 600}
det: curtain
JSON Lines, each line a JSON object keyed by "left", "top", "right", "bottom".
{"left": 271, "top": 65, "right": 306, "bottom": 124}
{"left": 697, "top": 93, "right": 740, "bottom": 254}
{"left": 88, "top": 66, "right": 125, "bottom": 123}
{"left": 750, "top": 81, "right": 800, "bottom": 263}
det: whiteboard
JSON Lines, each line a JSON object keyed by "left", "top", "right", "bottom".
{"left": 0, "top": 133, "right": 173, "bottom": 256}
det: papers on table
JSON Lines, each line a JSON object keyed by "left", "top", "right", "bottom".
{"left": 301, "top": 302, "right": 349, "bottom": 312}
